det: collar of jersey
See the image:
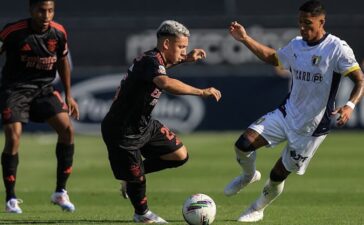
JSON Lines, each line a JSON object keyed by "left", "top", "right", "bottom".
{"left": 153, "top": 48, "right": 167, "bottom": 66}
{"left": 306, "top": 33, "right": 329, "bottom": 47}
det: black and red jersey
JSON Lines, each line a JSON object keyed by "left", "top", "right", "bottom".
{"left": 105, "top": 48, "right": 168, "bottom": 134}
{"left": 0, "top": 18, "right": 68, "bottom": 89}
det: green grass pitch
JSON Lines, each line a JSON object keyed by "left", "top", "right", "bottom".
{"left": 0, "top": 131, "right": 363, "bottom": 225}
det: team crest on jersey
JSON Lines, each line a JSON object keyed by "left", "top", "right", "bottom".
{"left": 311, "top": 55, "right": 321, "bottom": 66}
{"left": 47, "top": 39, "right": 58, "bottom": 52}
{"left": 158, "top": 65, "right": 167, "bottom": 75}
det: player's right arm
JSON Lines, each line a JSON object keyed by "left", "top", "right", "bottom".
{"left": 153, "top": 75, "right": 221, "bottom": 102}
{"left": 229, "top": 21, "right": 278, "bottom": 66}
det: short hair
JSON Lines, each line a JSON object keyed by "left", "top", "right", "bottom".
{"left": 156, "top": 20, "right": 190, "bottom": 39}
{"left": 299, "top": 0, "right": 326, "bottom": 16}
{"left": 29, "top": 0, "right": 55, "bottom": 6}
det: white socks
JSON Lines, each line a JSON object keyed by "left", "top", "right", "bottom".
{"left": 252, "top": 179, "right": 285, "bottom": 211}
{"left": 235, "top": 147, "right": 256, "bottom": 178}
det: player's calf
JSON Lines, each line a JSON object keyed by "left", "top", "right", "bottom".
{"left": 144, "top": 155, "right": 189, "bottom": 174}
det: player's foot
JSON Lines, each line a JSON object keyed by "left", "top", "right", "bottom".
{"left": 5, "top": 198, "right": 23, "bottom": 214}
{"left": 224, "top": 170, "right": 261, "bottom": 196}
{"left": 237, "top": 206, "right": 264, "bottom": 222}
{"left": 120, "top": 180, "right": 129, "bottom": 199}
{"left": 133, "top": 210, "right": 168, "bottom": 224}
{"left": 51, "top": 189, "right": 75, "bottom": 212}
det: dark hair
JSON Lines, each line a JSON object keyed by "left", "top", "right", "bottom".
{"left": 29, "top": 0, "right": 55, "bottom": 6}
{"left": 299, "top": 0, "right": 326, "bottom": 16}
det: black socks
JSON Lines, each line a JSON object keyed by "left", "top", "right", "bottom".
{"left": 1, "top": 153, "right": 19, "bottom": 201}
{"left": 55, "top": 143, "right": 74, "bottom": 192}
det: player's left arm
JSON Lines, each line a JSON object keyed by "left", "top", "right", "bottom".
{"left": 57, "top": 56, "right": 80, "bottom": 120}
{"left": 332, "top": 69, "right": 364, "bottom": 126}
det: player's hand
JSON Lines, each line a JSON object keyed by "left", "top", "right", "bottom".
{"left": 331, "top": 105, "right": 353, "bottom": 127}
{"left": 185, "top": 49, "right": 206, "bottom": 62}
{"left": 229, "top": 21, "right": 248, "bottom": 42}
{"left": 66, "top": 96, "right": 80, "bottom": 120}
{"left": 201, "top": 87, "right": 222, "bottom": 102}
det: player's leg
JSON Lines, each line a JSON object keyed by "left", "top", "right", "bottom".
{"left": 141, "top": 121, "right": 187, "bottom": 174}
{"left": 30, "top": 88, "right": 75, "bottom": 212}
{"left": 225, "top": 109, "right": 286, "bottom": 196}
{"left": 101, "top": 116, "right": 167, "bottom": 223}
{"left": 225, "top": 129, "right": 267, "bottom": 194}
{"left": 237, "top": 157, "right": 289, "bottom": 222}
{"left": 0, "top": 89, "right": 33, "bottom": 213}
{"left": 238, "top": 131, "right": 327, "bottom": 222}
{"left": 102, "top": 140, "right": 167, "bottom": 224}
{"left": 1, "top": 122, "right": 23, "bottom": 213}
{"left": 46, "top": 112, "right": 75, "bottom": 212}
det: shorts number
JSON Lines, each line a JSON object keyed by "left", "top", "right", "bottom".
{"left": 160, "top": 127, "right": 175, "bottom": 140}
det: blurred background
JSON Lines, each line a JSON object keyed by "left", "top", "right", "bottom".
{"left": 1, "top": 0, "right": 364, "bottom": 134}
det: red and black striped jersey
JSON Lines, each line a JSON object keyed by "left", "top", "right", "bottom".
{"left": 0, "top": 18, "right": 68, "bottom": 89}
{"left": 105, "top": 48, "right": 168, "bottom": 134}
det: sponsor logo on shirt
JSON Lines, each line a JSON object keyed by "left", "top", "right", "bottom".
{"left": 20, "top": 55, "right": 57, "bottom": 70}
{"left": 293, "top": 69, "right": 323, "bottom": 83}
{"left": 150, "top": 88, "right": 162, "bottom": 106}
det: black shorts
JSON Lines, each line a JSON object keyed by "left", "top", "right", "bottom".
{"left": 101, "top": 119, "right": 184, "bottom": 181}
{"left": 0, "top": 86, "right": 68, "bottom": 124}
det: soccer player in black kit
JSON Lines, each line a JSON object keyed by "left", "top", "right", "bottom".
{"left": 0, "top": 0, "right": 79, "bottom": 213}
{"left": 102, "top": 20, "right": 221, "bottom": 223}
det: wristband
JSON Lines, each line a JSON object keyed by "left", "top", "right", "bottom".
{"left": 345, "top": 101, "right": 355, "bottom": 110}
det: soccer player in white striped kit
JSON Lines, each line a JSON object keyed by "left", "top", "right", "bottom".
{"left": 224, "top": 0, "right": 364, "bottom": 222}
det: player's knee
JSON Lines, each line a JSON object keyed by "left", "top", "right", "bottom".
{"left": 128, "top": 176, "right": 146, "bottom": 184}
{"left": 58, "top": 124, "right": 74, "bottom": 144}
{"left": 270, "top": 166, "right": 289, "bottom": 182}
{"left": 235, "top": 136, "right": 255, "bottom": 152}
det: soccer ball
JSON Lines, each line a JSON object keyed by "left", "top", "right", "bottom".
{"left": 182, "top": 193, "right": 216, "bottom": 225}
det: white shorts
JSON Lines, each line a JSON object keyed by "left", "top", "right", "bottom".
{"left": 249, "top": 109, "right": 327, "bottom": 175}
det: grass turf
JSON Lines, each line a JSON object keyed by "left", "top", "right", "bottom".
{"left": 0, "top": 131, "right": 363, "bottom": 225}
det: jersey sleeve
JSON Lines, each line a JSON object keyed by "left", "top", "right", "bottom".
{"left": 51, "top": 21, "right": 69, "bottom": 58}
{"left": 143, "top": 56, "right": 167, "bottom": 81}
{"left": 334, "top": 41, "right": 360, "bottom": 76}
{"left": 0, "top": 25, "right": 6, "bottom": 54}
{"left": 58, "top": 31, "right": 68, "bottom": 58}
{"left": 276, "top": 39, "right": 294, "bottom": 70}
